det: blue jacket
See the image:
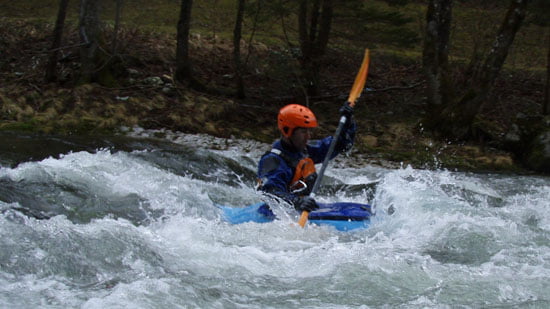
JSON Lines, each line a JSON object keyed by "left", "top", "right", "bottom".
{"left": 257, "top": 119, "right": 356, "bottom": 205}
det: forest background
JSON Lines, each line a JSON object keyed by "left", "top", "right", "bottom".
{"left": 0, "top": 0, "right": 549, "bottom": 174}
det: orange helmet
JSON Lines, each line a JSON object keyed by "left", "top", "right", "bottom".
{"left": 277, "top": 104, "right": 318, "bottom": 137}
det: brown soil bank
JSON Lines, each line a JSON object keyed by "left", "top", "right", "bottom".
{"left": 0, "top": 19, "right": 547, "bottom": 175}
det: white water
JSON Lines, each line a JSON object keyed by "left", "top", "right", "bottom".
{"left": 1, "top": 131, "right": 549, "bottom": 308}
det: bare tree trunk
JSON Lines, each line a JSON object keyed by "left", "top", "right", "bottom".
{"left": 315, "top": 0, "right": 332, "bottom": 56}
{"left": 308, "top": 0, "right": 321, "bottom": 48}
{"left": 473, "top": 0, "right": 528, "bottom": 92}
{"left": 233, "top": 0, "right": 246, "bottom": 99}
{"left": 426, "top": 0, "right": 529, "bottom": 140}
{"left": 298, "top": 0, "right": 310, "bottom": 62}
{"left": 422, "top": 0, "right": 453, "bottom": 117}
{"left": 111, "top": 0, "right": 123, "bottom": 55}
{"left": 297, "top": 0, "right": 334, "bottom": 97}
{"left": 175, "top": 0, "right": 193, "bottom": 83}
{"left": 544, "top": 28, "right": 550, "bottom": 115}
{"left": 45, "top": 0, "right": 70, "bottom": 82}
{"left": 79, "top": 0, "right": 101, "bottom": 83}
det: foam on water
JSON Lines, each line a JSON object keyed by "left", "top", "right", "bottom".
{"left": 1, "top": 132, "right": 549, "bottom": 308}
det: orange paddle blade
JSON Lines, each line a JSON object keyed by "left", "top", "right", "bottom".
{"left": 347, "top": 49, "right": 370, "bottom": 107}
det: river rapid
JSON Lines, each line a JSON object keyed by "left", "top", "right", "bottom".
{"left": 1, "top": 130, "right": 549, "bottom": 308}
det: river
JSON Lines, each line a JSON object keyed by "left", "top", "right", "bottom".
{"left": 1, "top": 130, "right": 549, "bottom": 308}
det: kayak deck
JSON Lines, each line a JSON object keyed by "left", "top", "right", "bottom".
{"left": 218, "top": 201, "right": 374, "bottom": 231}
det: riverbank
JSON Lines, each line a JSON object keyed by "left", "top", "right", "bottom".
{"left": 0, "top": 19, "right": 545, "bottom": 175}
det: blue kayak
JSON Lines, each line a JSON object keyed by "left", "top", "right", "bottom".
{"left": 218, "top": 202, "right": 374, "bottom": 231}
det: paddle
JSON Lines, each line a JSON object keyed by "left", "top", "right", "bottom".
{"left": 298, "top": 48, "right": 370, "bottom": 228}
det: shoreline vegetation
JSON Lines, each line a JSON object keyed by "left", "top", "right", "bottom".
{"left": 1, "top": 0, "right": 548, "bottom": 175}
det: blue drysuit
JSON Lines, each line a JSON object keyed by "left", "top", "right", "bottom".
{"left": 257, "top": 119, "right": 356, "bottom": 206}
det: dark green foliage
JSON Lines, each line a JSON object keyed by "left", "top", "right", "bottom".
{"left": 363, "top": 24, "right": 419, "bottom": 48}
{"left": 383, "top": 0, "right": 409, "bottom": 7}
{"left": 333, "top": 2, "right": 420, "bottom": 48}
{"left": 351, "top": 5, "right": 413, "bottom": 26}
{"left": 527, "top": 0, "right": 550, "bottom": 26}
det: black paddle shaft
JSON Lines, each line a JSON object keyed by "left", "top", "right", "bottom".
{"left": 310, "top": 114, "right": 348, "bottom": 196}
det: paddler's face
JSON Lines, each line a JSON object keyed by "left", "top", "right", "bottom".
{"left": 290, "top": 127, "right": 312, "bottom": 151}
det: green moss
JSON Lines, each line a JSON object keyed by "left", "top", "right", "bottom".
{"left": 0, "top": 121, "right": 38, "bottom": 132}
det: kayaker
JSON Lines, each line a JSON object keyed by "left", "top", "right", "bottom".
{"left": 257, "top": 103, "right": 356, "bottom": 213}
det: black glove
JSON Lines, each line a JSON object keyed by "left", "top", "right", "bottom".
{"left": 294, "top": 196, "right": 319, "bottom": 212}
{"left": 339, "top": 102, "right": 354, "bottom": 119}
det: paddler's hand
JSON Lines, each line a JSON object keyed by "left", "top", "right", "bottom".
{"left": 294, "top": 196, "right": 319, "bottom": 212}
{"left": 339, "top": 102, "right": 354, "bottom": 118}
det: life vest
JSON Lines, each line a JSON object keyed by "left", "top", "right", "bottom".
{"left": 265, "top": 148, "right": 318, "bottom": 195}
